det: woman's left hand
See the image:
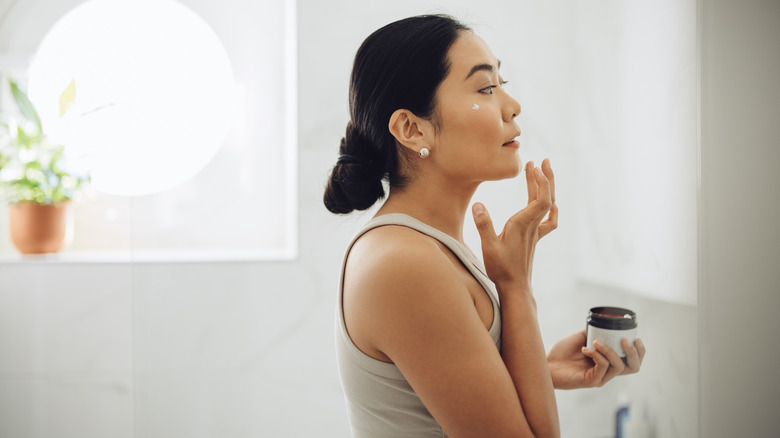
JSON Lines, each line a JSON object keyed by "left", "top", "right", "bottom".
{"left": 547, "top": 329, "right": 646, "bottom": 389}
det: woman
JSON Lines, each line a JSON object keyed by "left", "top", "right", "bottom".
{"left": 324, "top": 15, "right": 645, "bottom": 438}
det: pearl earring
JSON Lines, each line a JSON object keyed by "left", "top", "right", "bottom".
{"left": 419, "top": 147, "right": 430, "bottom": 158}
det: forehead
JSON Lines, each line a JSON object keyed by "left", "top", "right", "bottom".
{"left": 447, "top": 31, "right": 499, "bottom": 78}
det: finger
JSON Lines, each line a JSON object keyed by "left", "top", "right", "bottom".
{"left": 529, "top": 167, "right": 552, "bottom": 222}
{"left": 635, "top": 338, "right": 646, "bottom": 364}
{"left": 581, "top": 346, "right": 610, "bottom": 386}
{"left": 541, "top": 158, "right": 555, "bottom": 205}
{"left": 538, "top": 203, "right": 558, "bottom": 238}
{"left": 472, "top": 202, "right": 497, "bottom": 247}
{"left": 593, "top": 340, "right": 625, "bottom": 383}
{"left": 525, "top": 161, "right": 536, "bottom": 206}
{"left": 538, "top": 158, "right": 557, "bottom": 238}
{"left": 508, "top": 166, "right": 551, "bottom": 228}
{"left": 621, "top": 338, "right": 641, "bottom": 374}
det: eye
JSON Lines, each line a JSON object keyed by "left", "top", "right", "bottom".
{"left": 479, "top": 85, "right": 498, "bottom": 95}
{"left": 479, "top": 81, "right": 509, "bottom": 95}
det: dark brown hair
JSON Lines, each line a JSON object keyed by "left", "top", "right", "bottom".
{"left": 323, "top": 14, "right": 470, "bottom": 214}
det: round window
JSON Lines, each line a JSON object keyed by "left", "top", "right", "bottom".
{"left": 28, "top": 0, "right": 235, "bottom": 196}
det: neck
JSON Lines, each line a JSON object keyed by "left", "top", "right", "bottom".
{"left": 376, "top": 174, "right": 479, "bottom": 243}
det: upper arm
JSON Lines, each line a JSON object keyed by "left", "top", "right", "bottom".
{"left": 344, "top": 229, "right": 532, "bottom": 437}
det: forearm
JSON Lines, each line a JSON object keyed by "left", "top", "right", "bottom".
{"left": 498, "top": 285, "right": 560, "bottom": 438}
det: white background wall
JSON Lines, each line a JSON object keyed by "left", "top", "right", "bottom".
{"left": 4, "top": 0, "right": 764, "bottom": 437}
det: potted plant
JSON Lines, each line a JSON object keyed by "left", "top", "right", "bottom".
{"left": 0, "top": 75, "right": 88, "bottom": 254}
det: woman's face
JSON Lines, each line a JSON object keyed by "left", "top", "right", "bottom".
{"left": 428, "top": 31, "right": 522, "bottom": 184}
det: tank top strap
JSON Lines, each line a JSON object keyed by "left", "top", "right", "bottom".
{"left": 358, "top": 213, "right": 487, "bottom": 276}
{"left": 344, "top": 213, "right": 502, "bottom": 344}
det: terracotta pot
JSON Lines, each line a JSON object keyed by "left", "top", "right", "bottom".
{"left": 9, "top": 202, "right": 73, "bottom": 254}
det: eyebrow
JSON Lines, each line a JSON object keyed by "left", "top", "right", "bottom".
{"left": 465, "top": 60, "right": 502, "bottom": 80}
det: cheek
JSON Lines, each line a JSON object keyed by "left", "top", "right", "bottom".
{"left": 444, "top": 106, "right": 502, "bottom": 144}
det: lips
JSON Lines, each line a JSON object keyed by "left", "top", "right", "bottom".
{"left": 502, "top": 131, "right": 521, "bottom": 147}
{"left": 502, "top": 131, "right": 521, "bottom": 148}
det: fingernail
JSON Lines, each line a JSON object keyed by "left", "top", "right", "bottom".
{"left": 473, "top": 203, "right": 484, "bottom": 216}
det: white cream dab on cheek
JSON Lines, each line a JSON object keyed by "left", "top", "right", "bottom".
{"left": 472, "top": 104, "right": 479, "bottom": 110}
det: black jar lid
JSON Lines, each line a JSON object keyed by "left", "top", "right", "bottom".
{"left": 587, "top": 306, "right": 637, "bottom": 330}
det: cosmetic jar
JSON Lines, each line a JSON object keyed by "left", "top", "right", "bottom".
{"left": 586, "top": 306, "right": 637, "bottom": 358}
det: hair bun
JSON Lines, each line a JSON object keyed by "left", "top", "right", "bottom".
{"left": 336, "top": 153, "right": 362, "bottom": 166}
{"left": 323, "top": 127, "right": 386, "bottom": 214}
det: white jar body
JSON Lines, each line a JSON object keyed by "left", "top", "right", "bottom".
{"left": 586, "top": 325, "right": 637, "bottom": 358}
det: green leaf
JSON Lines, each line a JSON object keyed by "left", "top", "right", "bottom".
{"left": 51, "top": 185, "right": 65, "bottom": 203}
{"left": 8, "top": 79, "right": 42, "bottom": 135}
{"left": 59, "top": 79, "right": 76, "bottom": 117}
{"left": 25, "top": 161, "right": 43, "bottom": 171}
{"left": 29, "top": 187, "right": 45, "bottom": 203}
{"left": 16, "top": 126, "right": 31, "bottom": 149}
{"left": 13, "top": 177, "right": 40, "bottom": 190}
{"left": 13, "top": 125, "right": 43, "bottom": 150}
{"left": 49, "top": 145, "right": 65, "bottom": 170}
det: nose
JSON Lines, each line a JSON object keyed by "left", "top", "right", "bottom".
{"left": 502, "top": 91, "right": 521, "bottom": 122}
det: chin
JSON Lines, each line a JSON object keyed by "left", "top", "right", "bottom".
{"left": 487, "top": 165, "right": 521, "bottom": 181}
{"left": 471, "top": 155, "right": 521, "bottom": 181}
{"left": 500, "top": 157, "right": 522, "bottom": 179}
{"left": 502, "top": 168, "right": 522, "bottom": 180}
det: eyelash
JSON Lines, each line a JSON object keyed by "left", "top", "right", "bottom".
{"left": 479, "top": 80, "right": 509, "bottom": 95}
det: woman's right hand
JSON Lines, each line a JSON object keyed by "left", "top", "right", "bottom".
{"left": 472, "top": 159, "right": 558, "bottom": 292}
{"left": 547, "top": 329, "right": 646, "bottom": 389}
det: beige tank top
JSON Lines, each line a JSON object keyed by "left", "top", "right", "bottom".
{"left": 335, "top": 213, "right": 502, "bottom": 437}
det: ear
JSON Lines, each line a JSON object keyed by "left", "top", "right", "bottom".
{"left": 388, "top": 109, "right": 434, "bottom": 155}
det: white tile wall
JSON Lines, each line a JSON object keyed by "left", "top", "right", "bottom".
{"left": 0, "top": 265, "right": 134, "bottom": 438}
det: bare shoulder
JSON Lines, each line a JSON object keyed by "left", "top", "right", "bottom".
{"left": 348, "top": 224, "right": 441, "bottom": 263}
{"left": 342, "top": 224, "right": 473, "bottom": 361}
{"left": 345, "top": 224, "right": 461, "bottom": 295}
